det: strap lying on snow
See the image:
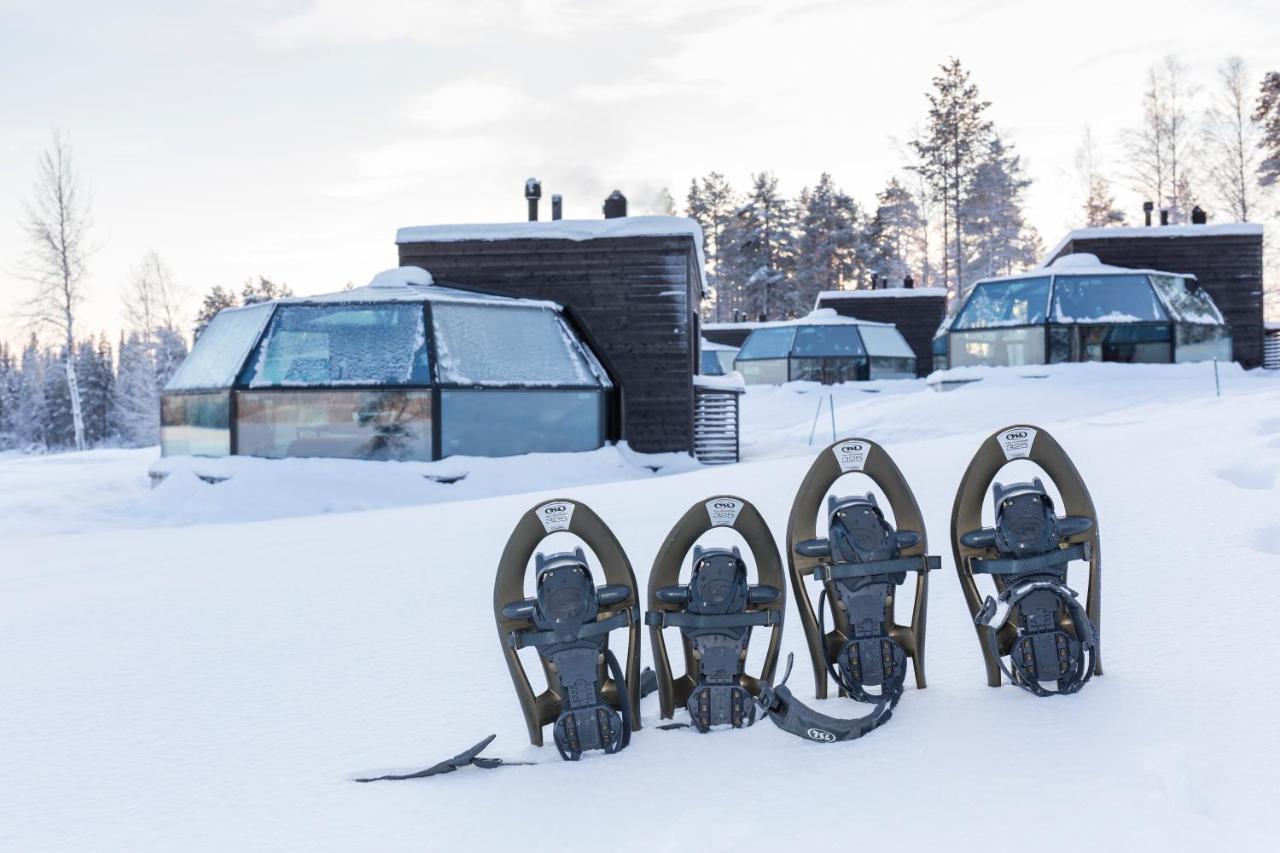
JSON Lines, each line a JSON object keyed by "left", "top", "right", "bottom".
{"left": 970, "top": 543, "right": 1088, "bottom": 576}
{"left": 755, "top": 654, "right": 897, "bottom": 743}
{"left": 814, "top": 555, "right": 939, "bottom": 582}
{"left": 354, "top": 735, "right": 533, "bottom": 782}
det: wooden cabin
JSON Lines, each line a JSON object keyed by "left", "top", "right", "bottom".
{"left": 396, "top": 217, "right": 705, "bottom": 454}
{"left": 1048, "top": 223, "right": 1265, "bottom": 368}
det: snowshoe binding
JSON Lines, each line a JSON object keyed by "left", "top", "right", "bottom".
{"left": 645, "top": 496, "right": 784, "bottom": 731}
{"left": 950, "top": 426, "right": 1102, "bottom": 695}
{"left": 495, "top": 499, "right": 641, "bottom": 760}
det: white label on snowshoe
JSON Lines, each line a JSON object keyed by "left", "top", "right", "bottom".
{"left": 705, "top": 498, "right": 744, "bottom": 527}
{"left": 806, "top": 728, "right": 836, "bottom": 742}
{"left": 832, "top": 440, "right": 870, "bottom": 472}
{"left": 998, "top": 428, "right": 1037, "bottom": 460}
{"left": 536, "top": 501, "right": 575, "bottom": 533}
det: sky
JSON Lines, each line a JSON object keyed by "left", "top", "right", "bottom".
{"left": 1, "top": 0, "right": 1277, "bottom": 345}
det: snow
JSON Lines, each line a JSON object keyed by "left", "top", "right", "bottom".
{"left": 4, "top": 363, "right": 1280, "bottom": 851}
{"left": 368, "top": 266, "right": 433, "bottom": 288}
{"left": 704, "top": 307, "right": 893, "bottom": 330}
{"left": 692, "top": 371, "right": 746, "bottom": 391}
{"left": 395, "top": 216, "right": 707, "bottom": 282}
{"left": 1051, "top": 309, "right": 1144, "bottom": 324}
{"left": 700, "top": 338, "right": 737, "bottom": 351}
{"left": 1042, "top": 222, "right": 1265, "bottom": 266}
{"left": 815, "top": 287, "right": 948, "bottom": 305}
{"left": 164, "top": 302, "right": 274, "bottom": 391}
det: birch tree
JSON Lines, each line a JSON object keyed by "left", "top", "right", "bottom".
{"left": 1203, "top": 57, "right": 1261, "bottom": 221}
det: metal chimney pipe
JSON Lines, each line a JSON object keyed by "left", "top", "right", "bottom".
{"left": 1143, "top": 201, "right": 1154, "bottom": 227}
{"left": 603, "top": 190, "right": 627, "bottom": 219}
{"left": 525, "top": 177, "right": 542, "bottom": 222}
{"left": 1191, "top": 205, "right": 1207, "bottom": 225}
{"left": 551, "top": 194, "right": 562, "bottom": 221}
{"left": 1160, "top": 209, "right": 1170, "bottom": 226}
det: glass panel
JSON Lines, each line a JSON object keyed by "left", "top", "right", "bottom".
{"left": 160, "top": 393, "right": 230, "bottom": 457}
{"left": 236, "top": 390, "right": 433, "bottom": 460}
{"left": 1048, "top": 325, "right": 1173, "bottom": 363}
{"left": 1051, "top": 275, "right": 1167, "bottom": 323}
{"left": 949, "top": 328, "right": 1046, "bottom": 367}
{"left": 1048, "top": 327, "right": 1072, "bottom": 363}
{"left": 858, "top": 325, "right": 915, "bottom": 357}
{"left": 714, "top": 350, "right": 738, "bottom": 373}
{"left": 440, "top": 390, "right": 603, "bottom": 457}
{"left": 791, "top": 325, "right": 865, "bottom": 357}
{"left": 789, "top": 357, "right": 867, "bottom": 383}
{"left": 246, "top": 304, "right": 429, "bottom": 387}
{"left": 1149, "top": 275, "right": 1226, "bottom": 324}
{"left": 736, "top": 327, "right": 796, "bottom": 360}
{"left": 431, "top": 303, "right": 601, "bottom": 387}
{"left": 736, "top": 359, "right": 789, "bottom": 384}
{"left": 700, "top": 350, "right": 725, "bottom": 375}
{"left": 166, "top": 303, "right": 274, "bottom": 390}
{"left": 953, "top": 277, "right": 1050, "bottom": 329}
{"left": 1175, "top": 324, "right": 1233, "bottom": 362}
{"left": 868, "top": 356, "right": 916, "bottom": 379}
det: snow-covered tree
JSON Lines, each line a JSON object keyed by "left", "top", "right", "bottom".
{"left": 0, "top": 344, "right": 17, "bottom": 449}
{"left": 1076, "top": 127, "right": 1126, "bottom": 227}
{"left": 1203, "top": 57, "right": 1262, "bottom": 222}
{"left": 909, "top": 58, "right": 994, "bottom": 294}
{"left": 12, "top": 337, "right": 48, "bottom": 450}
{"left": 193, "top": 285, "right": 239, "bottom": 339}
{"left": 113, "top": 332, "right": 159, "bottom": 447}
{"left": 18, "top": 130, "right": 93, "bottom": 451}
{"left": 794, "top": 173, "right": 863, "bottom": 310}
{"left": 1255, "top": 70, "right": 1280, "bottom": 190}
{"left": 1124, "top": 55, "right": 1201, "bottom": 223}
{"left": 962, "top": 136, "right": 1038, "bottom": 284}
{"left": 866, "top": 177, "right": 926, "bottom": 288}
{"left": 241, "top": 276, "right": 292, "bottom": 306}
{"left": 686, "top": 172, "right": 738, "bottom": 321}
{"left": 719, "top": 172, "right": 796, "bottom": 319}
{"left": 76, "top": 336, "right": 114, "bottom": 446}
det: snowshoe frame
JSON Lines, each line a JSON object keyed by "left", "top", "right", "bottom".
{"left": 949, "top": 425, "right": 1103, "bottom": 687}
{"left": 494, "top": 499, "right": 642, "bottom": 747}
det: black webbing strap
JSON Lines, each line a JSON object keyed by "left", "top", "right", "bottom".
{"left": 643, "top": 610, "right": 780, "bottom": 630}
{"left": 603, "top": 647, "right": 633, "bottom": 750}
{"left": 970, "top": 543, "right": 1089, "bottom": 576}
{"left": 508, "top": 607, "right": 636, "bottom": 650}
{"left": 975, "top": 579, "right": 1096, "bottom": 697}
{"left": 816, "top": 587, "right": 905, "bottom": 705}
{"left": 353, "top": 735, "right": 533, "bottom": 782}
{"left": 755, "top": 654, "right": 896, "bottom": 743}
{"left": 814, "top": 555, "right": 939, "bottom": 582}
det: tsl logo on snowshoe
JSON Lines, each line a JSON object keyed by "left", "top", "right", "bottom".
{"left": 705, "top": 498, "right": 744, "bottom": 527}
{"left": 536, "top": 502, "right": 576, "bottom": 533}
{"left": 832, "top": 441, "right": 869, "bottom": 472}
{"left": 998, "top": 428, "right": 1037, "bottom": 461}
{"left": 806, "top": 727, "right": 837, "bottom": 742}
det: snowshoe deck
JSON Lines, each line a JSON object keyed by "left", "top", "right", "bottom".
{"left": 494, "top": 499, "right": 642, "bottom": 749}
{"left": 949, "top": 425, "right": 1103, "bottom": 689}
{"left": 645, "top": 496, "right": 785, "bottom": 728}
{"left": 786, "top": 439, "right": 936, "bottom": 700}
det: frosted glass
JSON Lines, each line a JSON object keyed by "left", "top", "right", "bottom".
{"left": 858, "top": 325, "right": 916, "bottom": 357}
{"left": 432, "top": 304, "right": 600, "bottom": 386}
{"left": 165, "top": 303, "right": 274, "bottom": 390}
{"left": 248, "top": 304, "right": 429, "bottom": 387}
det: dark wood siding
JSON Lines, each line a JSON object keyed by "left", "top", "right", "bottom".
{"left": 1053, "top": 232, "right": 1264, "bottom": 368}
{"left": 398, "top": 236, "right": 699, "bottom": 453}
{"left": 816, "top": 293, "right": 948, "bottom": 376}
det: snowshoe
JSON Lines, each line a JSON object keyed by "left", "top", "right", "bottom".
{"left": 787, "top": 438, "right": 938, "bottom": 704}
{"left": 950, "top": 425, "right": 1102, "bottom": 694}
{"left": 494, "top": 499, "right": 641, "bottom": 759}
{"left": 645, "top": 496, "right": 785, "bottom": 731}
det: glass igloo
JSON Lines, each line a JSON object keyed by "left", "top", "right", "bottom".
{"left": 732, "top": 309, "right": 917, "bottom": 384}
{"left": 943, "top": 254, "right": 1233, "bottom": 368}
{"left": 161, "top": 267, "right": 613, "bottom": 461}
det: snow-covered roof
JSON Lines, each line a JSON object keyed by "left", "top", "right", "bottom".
{"left": 703, "top": 308, "right": 892, "bottom": 330}
{"left": 275, "top": 267, "right": 562, "bottom": 310}
{"left": 395, "top": 216, "right": 708, "bottom": 282}
{"left": 700, "top": 338, "right": 738, "bottom": 351}
{"left": 971, "top": 253, "right": 1194, "bottom": 286}
{"left": 1043, "top": 222, "right": 1264, "bottom": 266}
{"left": 815, "top": 287, "right": 947, "bottom": 308}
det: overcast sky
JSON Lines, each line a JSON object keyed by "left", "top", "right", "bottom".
{"left": 1, "top": 0, "right": 1276, "bottom": 343}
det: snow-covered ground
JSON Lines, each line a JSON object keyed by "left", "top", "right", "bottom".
{"left": 3, "top": 362, "right": 1279, "bottom": 852}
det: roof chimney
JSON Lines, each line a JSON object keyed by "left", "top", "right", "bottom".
{"left": 525, "top": 177, "right": 542, "bottom": 222}
{"left": 904, "top": 274, "right": 915, "bottom": 289}
{"left": 1160, "top": 209, "right": 1170, "bottom": 226}
{"left": 1143, "top": 201, "right": 1154, "bottom": 227}
{"left": 1191, "top": 205, "right": 1207, "bottom": 225}
{"left": 551, "top": 194, "right": 563, "bottom": 221}
{"left": 603, "top": 190, "right": 627, "bottom": 219}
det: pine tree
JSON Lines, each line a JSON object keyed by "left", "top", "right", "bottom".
{"left": 1254, "top": 70, "right": 1280, "bottom": 189}
{"left": 42, "top": 345, "right": 75, "bottom": 449}
{"left": 13, "top": 336, "right": 48, "bottom": 450}
{"left": 962, "top": 136, "right": 1037, "bottom": 284}
{"left": 240, "top": 276, "right": 293, "bottom": 306}
{"left": 719, "top": 172, "right": 796, "bottom": 320}
{"left": 0, "top": 343, "right": 16, "bottom": 449}
{"left": 113, "top": 332, "right": 159, "bottom": 447}
{"left": 909, "top": 58, "right": 995, "bottom": 294}
{"left": 867, "top": 178, "right": 926, "bottom": 287}
{"left": 1076, "top": 127, "right": 1126, "bottom": 227}
{"left": 794, "top": 173, "right": 863, "bottom": 309}
{"left": 194, "top": 285, "right": 239, "bottom": 339}
{"left": 686, "top": 172, "right": 737, "bottom": 321}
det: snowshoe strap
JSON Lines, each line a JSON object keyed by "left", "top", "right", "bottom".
{"left": 817, "top": 588, "right": 907, "bottom": 705}
{"left": 815, "top": 555, "right": 940, "bottom": 582}
{"left": 756, "top": 654, "right": 896, "bottom": 743}
{"left": 643, "top": 610, "right": 780, "bottom": 629}
{"left": 508, "top": 607, "right": 636, "bottom": 650}
{"left": 354, "top": 735, "right": 533, "bottom": 782}
{"left": 970, "top": 543, "right": 1089, "bottom": 576}
{"left": 975, "top": 579, "right": 1096, "bottom": 697}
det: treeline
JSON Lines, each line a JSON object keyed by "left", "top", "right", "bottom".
{"left": 687, "top": 56, "right": 1280, "bottom": 322}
